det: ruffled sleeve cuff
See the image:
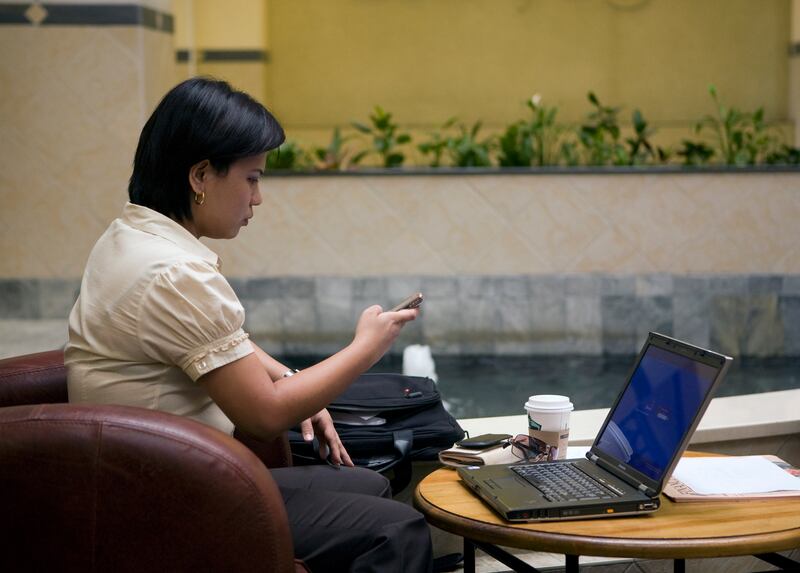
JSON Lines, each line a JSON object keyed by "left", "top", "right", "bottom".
{"left": 181, "top": 329, "right": 253, "bottom": 381}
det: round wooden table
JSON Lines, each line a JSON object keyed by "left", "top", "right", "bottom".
{"left": 413, "top": 463, "right": 800, "bottom": 572}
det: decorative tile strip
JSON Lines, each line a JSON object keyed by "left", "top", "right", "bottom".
{"left": 175, "top": 49, "right": 268, "bottom": 63}
{"left": 0, "top": 3, "right": 173, "bottom": 33}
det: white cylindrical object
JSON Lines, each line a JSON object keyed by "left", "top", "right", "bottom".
{"left": 525, "top": 394, "right": 573, "bottom": 460}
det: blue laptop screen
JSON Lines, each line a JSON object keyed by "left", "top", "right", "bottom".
{"left": 594, "top": 345, "right": 718, "bottom": 481}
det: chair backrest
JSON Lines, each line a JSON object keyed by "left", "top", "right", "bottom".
{"left": 0, "top": 403, "right": 298, "bottom": 573}
{"left": 0, "top": 349, "right": 294, "bottom": 468}
{"left": 0, "top": 349, "right": 68, "bottom": 406}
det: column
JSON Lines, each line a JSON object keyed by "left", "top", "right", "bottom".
{"left": 0, "top": 1, "right": 176, "bottom": 314}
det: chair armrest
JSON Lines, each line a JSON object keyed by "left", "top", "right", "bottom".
{"left": 234, "top": 428, "right": 293, "bottom": 468}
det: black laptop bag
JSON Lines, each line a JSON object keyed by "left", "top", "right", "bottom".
{"left": 288, "top": 373, "right": 464, "bottom": 493}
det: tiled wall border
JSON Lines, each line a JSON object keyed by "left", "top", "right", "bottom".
{"left": 3, "top": 274, "right": 799, "bottom": 357}
{"left": 176, "top": 49, "right": 268, "bottom": 63}
{"left": 0, "top": 2, "right": 173, "bottom": 32}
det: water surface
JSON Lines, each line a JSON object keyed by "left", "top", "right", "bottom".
{"left": 280, "top": 354, "right": 800, "bottom": 420}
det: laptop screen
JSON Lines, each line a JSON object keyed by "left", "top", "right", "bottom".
{"left": 594, "top": 344, "right": 719, "bottom": 481}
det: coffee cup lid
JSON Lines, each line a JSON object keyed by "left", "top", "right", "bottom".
{"left": 525, "top": 394, "right": 573, "bottom": 411}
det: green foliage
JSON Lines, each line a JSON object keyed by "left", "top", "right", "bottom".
{"left": 498, "top": 95, "right": 563, "bottom": 167}
{"left": 417, "top": 117, "right": 457, "bottom": 167}
{"left": 558, "top": 140, "right": 581, "bottom": 167}
{"left": 445, "top": 120, "right": 494, "bottom": 167}
{"left": 266, "top": 141, "right": 310, "bottom": 170}
{"left": 497, "top": 121, "right": 534, "bottom": 167}
{"left": 626, "top": 109, "right": 669, "bottom": 165}
{"left": 269, "top": 87, "right": 797, "bottom": 171}
{"left": 352, "top": 106, "right": 412, "bottom": 168}
{"left": 312, "top": 127, "right": 366, "bottom": 171}
{"left": 696, "top": 84, "right": 777, "bottom": 166}
{"left": 765, "top": 145, "right": 800, "bottom": 165}
{"left": 578, "top": 92, "right": 628, "bottom": 166}
{"left": 526, "top": 95, "right": 561, "bottom": 166}
{"left": 676, "top": 140, "right": 714, "bottom": 166}
{"left": 575, "top": 93, "right": 668, "bottom": 166}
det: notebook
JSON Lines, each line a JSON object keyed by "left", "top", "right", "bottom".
{"left": 457, "top": 332, "right": 732, "bottom": 522}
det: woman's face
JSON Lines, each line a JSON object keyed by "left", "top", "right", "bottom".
{"left": 187, "top": 153, "right": 266, "bottom": 239}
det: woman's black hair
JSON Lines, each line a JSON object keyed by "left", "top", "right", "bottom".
{"left": 128, "top": 77, "right": 285, "bottom": 221}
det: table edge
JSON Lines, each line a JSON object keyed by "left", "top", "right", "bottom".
{"left": 413, "top": 472, "right": 800, "bottom": 559}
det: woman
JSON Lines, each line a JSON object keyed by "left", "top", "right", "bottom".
{"left": 65, "top": 77, "right": 433, "bottom": 572}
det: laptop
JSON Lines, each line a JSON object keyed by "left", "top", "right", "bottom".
{"left": 458, "top": 332, "right": 732, "bottom": 522}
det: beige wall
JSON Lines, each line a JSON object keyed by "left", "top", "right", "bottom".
{"left": 5, "top": 163, "right": 800, "bottom": 278}
{"left": 792, "top": 0, "right": 800, "bottom": 146}
{"left": 167, "top": 1, "right": 794, "bottom": 151}
{"left": 0, "top": 1, "right": 176, "bottom": 278}
{"left": 263, "top": 0, "right": 791, "bottom": 149}
{"left": 174, "top": 0, "right": 265, "bottom": 49}
{"left": 199, "top": 172, "right": 800, "bottom": 278}
{"left": 173, "top": 0, "right": 267, "bottom": 101}
{"left": 2, "top": 1, "right": 798, "bottom": 280}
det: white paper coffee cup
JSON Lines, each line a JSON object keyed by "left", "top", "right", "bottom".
{"left": 525, "top": 394, "right": 573, "bottom": 461}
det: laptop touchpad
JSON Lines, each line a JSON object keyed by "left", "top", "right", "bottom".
{"left": 488, "top": 476, "right": 526, "bottom": 490}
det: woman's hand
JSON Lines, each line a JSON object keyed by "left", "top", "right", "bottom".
{"left": 300, "top": 408, "right": 353, "bottom": 466}
{"left": 352, "top": 305, "right": 419, "bottom": 366}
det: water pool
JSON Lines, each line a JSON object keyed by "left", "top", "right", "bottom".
{"left": 280, "top": 354, "right": 800, "bottom": 420}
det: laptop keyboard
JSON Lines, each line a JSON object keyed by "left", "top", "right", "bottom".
{"left": 512, "top": 463, "right": 621, "bottom": 502}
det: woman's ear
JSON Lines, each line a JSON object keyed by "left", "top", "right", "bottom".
{"left": 189, "top": 159, "right": 211, "bottom": 191}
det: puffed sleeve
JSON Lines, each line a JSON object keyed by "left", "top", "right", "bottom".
{"left": 137, "top": 260, "right": 254, "bottom": 381}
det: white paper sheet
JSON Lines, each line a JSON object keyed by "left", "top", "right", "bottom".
{"left": 566, "top": 446, "right": 591, "bottom": 459}
{"left": 672, "top": 456, "right": 800, "bottom": 495}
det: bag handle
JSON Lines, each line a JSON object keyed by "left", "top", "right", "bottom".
{"left": 385, "top": 430, "right": 413, "bottom": 494}
{"left": 355, "top": 430, "right": 414, "bottom": 493}
{"left": 295, "top": 431, "right": 416, "bottom": 494}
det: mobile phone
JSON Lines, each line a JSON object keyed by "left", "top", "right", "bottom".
{"left": 390, "top": 292, "right": 423, "bottom": 312}
{"left": 455, "top": 433, "right": 511, "bottom": 449}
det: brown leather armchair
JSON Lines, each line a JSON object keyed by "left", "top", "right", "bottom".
{"left": 0, "top": 350, "right": 307, "bottom": 572}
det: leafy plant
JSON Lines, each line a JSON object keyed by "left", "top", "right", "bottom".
{"left": 558, "top": 140, "right": 581, "bottom": 166}
{"left": 526, "top": 94, "right": 562, "bottom": 166}
{"left": 575, "top": 93, "right": 668, "bottom": 166}
{"left": 695, "top": 84, "right": 776, "bottom": 165}
{"left": 266, "top": 141, "right": 310, "bottom": 170}
{"left": 352, "top": 106, "right": 412, "bottom": 168}
{"left": 578, "top": 92, "right": 628, "bottom": 166}
{"left": 626, "top": 109, "right": 668, "bottom": 165}
{"left": 312, "top": 127, "right": 366, "bottom": 171}
{"left": 417, "top": 117, "right": 457, "bottom": 167}
{"left": 765, "top": 144, "right": 800, "bottom": 165}
{"left": 497, "top": 121, "right": 534, "bottom": 167}
{"left": 445, "top": 121, "right": 494, "bottom": 167}
{"left": 676, "top": 140, "right": 714, "bottom": 166}
{"left": 497, "top": 95, "right": 562, "bottom": 167}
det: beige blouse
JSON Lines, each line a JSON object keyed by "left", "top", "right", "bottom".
{"left": 65, "top": 202, "right": 254, "bottom": 434}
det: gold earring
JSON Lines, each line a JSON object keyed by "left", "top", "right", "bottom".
{"left": 194, "top": 190, "right": 205, "bottom": 205}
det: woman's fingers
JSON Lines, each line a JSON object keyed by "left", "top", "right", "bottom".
{"left": 300, "top": 417, "right": 314, "bottom": 441}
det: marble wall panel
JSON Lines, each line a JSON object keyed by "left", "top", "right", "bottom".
{"left": 201, "top": 173, "right": 800, "bottom": 279}
{"left": 5, "top": 273, "right": 800, "bottom": 356}
{"left": 1, "top": 10, "right": 176, "bottom": 279}
{"left": 6, "top": 163, "right": 800, "bottom": 278}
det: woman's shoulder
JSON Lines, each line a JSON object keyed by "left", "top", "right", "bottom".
{"left": 146, "top": 257, "right": 239, "bottom": 304}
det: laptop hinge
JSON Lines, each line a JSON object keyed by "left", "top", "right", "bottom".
{"left": 591, "top": 453, "right": 658, "bottom": 496}
{"left": 638, "top": 483, "right": 658, "bottom": 497}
